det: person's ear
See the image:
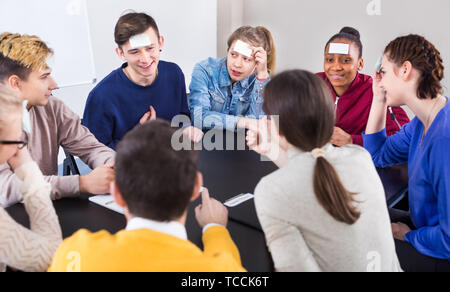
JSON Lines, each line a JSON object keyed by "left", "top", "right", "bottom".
{"left": 358, "top": 58, "right": 364, "bottom": 71}
{"left": 190, "top": 172, "right": 203, "bottom": 202}
{"left": 158, "top": 36, "right": 165, "bottom": 51}
{"left": 400, "top": 61, "right": 413, "bottom": 81}
{"left": 8, "top": 75, "right": 21, "bottom": 90}
{"left": 111, "top": 180, "right": 127, "bottom": 208}
{"left": 115, "top": 47, "right": 126, "bottom": 62}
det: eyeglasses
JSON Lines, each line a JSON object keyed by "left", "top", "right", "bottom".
{"left": 0, "top": 131, "right": 29, "bottom": 150}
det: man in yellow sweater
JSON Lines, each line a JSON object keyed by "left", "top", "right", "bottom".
{"left": 49, "top": 120, "right": 246, "bottom": 272}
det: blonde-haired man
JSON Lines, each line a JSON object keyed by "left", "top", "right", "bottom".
{"left": 0, "top": 33, "right": 116, "bottom": 207}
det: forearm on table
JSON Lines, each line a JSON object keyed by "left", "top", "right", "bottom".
{"left": 0, "top": 209, "right": 61, "bottom": 272}
{"left": 15, "top": 162, "right": 63, "bottom": 240}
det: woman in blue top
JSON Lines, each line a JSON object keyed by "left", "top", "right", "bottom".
{"left": 189, "top": 26, "right": 276, "bottom": 131}
{"left": 363, "top": 34, "right": 450, "bottom": 272}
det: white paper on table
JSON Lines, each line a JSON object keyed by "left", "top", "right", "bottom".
{"left": 89, "top": 195, "right": 124, "bottom": 214}
{"left": 224, "top": 193, "right": 254, "bottom": 208}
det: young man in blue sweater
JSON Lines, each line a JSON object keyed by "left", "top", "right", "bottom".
{"left": 83, "top": 12, "right": 203, "bottom": 150}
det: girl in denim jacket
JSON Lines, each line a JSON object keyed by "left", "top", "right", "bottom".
{"left": 189, "top": 26, "right": 276, "bottom": 131}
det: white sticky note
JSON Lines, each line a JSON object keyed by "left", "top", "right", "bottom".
{"left": 129, "top": 33, "right": 152, "bottom": 50}
{"left": 89, "top": 195, "right": 124, "bottom": 214}
{"left": 329, "top": 43, "right": 349, "bottom": 55}
{"left": 234, "top": 40, "right": 253, "bottom": 58}
{"left": 224, "top": 193, "right": 254, "bottom": 208}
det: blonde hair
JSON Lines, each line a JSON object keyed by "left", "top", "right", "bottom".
{"left": 0, "top": 32, "right": 53, "bottom": 80}
{"left": 0, "top": 84, "right": 22, "bottom": 134}
{"left": 227, "top": 26, "right": 277, "bottom": 75}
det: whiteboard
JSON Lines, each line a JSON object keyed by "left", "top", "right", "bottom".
{"left": 0, "top": 0, "right": 96, "bottom": 88}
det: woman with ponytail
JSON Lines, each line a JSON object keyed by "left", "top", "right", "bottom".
{"left": 318, "top": 27, "right": 410, "bottom": 146}
{"left": 364, "top": 35, "right": 450, "bottom": 272}
{"left": 189, "top": 26, "right": 276, "bottom": 131}
{"left": 247, "top": 70, "right": 401, "bottom": 272}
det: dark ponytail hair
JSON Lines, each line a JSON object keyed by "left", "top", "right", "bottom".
{"left": 384, "top": 34, "right": 444, "bottom": 100}
{"left": 263, "top": 70, "right": 360, "bottom": 225}
{"left": 325, "top": 26, "right": 363, "bottom": 59}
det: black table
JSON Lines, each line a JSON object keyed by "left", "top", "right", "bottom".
{"left": 378, "top": 164, "right": 409, "bottom": 208}
{"left": 6, "top": 130, "right": 409, "bottom": 272}
{"left": 198, "top": 131, "right": 409, "bottom": 232}
{"left": 7, "top": 194, "right": 273, "bottom": 272}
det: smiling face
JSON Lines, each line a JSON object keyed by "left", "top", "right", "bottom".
{"left": 324, "top": 38, "right": 363, "bottom": 95}
{"left": 116, "top": 27, "right": 164, "bottom": 84}
{"left": 15, "top": 67, "right": 58, "bottom": 107}
{"left": 227, "top": 40, "right": 257, "bottom": 83}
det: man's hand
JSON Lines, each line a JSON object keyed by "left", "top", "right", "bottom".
{"left": 330, "top": 127, "right": 353, "bottom": 147}
{"left": 139, "top": 106, "right": 157, "bottom": 125}
{"left": 79, "top": 163, "right": 115, "bottom": 194}
{"left": 195, "top": 188, "right": 228, "bottom": 228}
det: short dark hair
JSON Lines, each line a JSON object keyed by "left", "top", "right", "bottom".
{"left": 114, "top": 12, "right": 160, "bottom": 48}
{"left": 0, "top": 54, "right": 31, "bottom": 82}
{"left": 115, "top": 120, "right": 199, "bottom": 221}
{"left": 325, "top": 27, "right": 363, "bottom": 59}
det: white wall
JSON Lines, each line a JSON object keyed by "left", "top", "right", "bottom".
{"left": 240, "top": 0, "right": 449, "bottom": 88}
{"left": 220, "top": 0, "right": 450, "bottom": 119}
{"left": 53, "top": 0, "right": 217, "bottom": 117}
{"left": 217, "top": 0, "right": 244, "bottom": 58}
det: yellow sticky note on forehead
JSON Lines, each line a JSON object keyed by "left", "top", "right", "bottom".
{"left": 129, "top": 33, "right": 152, "bottom": 50}
{"left": 329, "top": 43, "right": 349, "bottom": 55}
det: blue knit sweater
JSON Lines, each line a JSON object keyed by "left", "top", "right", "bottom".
{"left": 83, "top": 61, "right": 189, "bottom": 149}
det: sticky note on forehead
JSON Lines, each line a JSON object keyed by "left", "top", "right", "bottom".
{"left": 129, "top": 33, "right": 152, "bottom": 50}
{"left": 329, "top": 43, "right": 350, "bottom": 55}
{"left": 234, "top": 40, "right": 253, "bottom": 58}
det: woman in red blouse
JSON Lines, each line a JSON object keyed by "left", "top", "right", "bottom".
{"left": 317, "top": 27, "right": 410, "bottom": 146}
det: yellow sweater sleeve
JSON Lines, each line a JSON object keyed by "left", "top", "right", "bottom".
{"left": 202, "top": 225, "right": 245, "bottom": 271}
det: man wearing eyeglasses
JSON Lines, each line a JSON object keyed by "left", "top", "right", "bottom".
{"left": 0, "top": 131, "right": 28, "bottom": 150}
{"left": 0, "top": 33, "right": 116, "bottom": 207}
